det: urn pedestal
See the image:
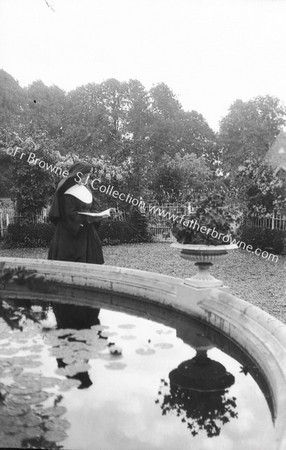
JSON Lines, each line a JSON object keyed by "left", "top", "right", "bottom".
{"left": 171, "top": 243, "right": 238, "bottom": 289}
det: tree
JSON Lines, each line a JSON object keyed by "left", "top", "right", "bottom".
{"left": 177, "top": 110, "right": 218, "bottom": 168}
{"left": 218, "top": 95, "right": 286, "bottom": 172}
{"left": 235, "top": 158, "right": 286, "bottom": 215}
{"left": 63, "top": 83, "right": 109, "bottom": 156}
{"left": 3, "top": 129, "right": 65, "bottom": 216}
{"left": 25, "top": 81, "right": 66, "bottom": 138}
{"left": 151, "top": 153, "right": 212, "bottom": 203}
{"left": 0, "top": 70, "right": 26, "bottom": 128}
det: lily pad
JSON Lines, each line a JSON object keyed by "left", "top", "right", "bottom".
{"left": 90, "top": 324, "right": 109, "bottom": 331}
{"left": 154, "top": 343, "right": 174, "bottom": 349}
{"left": 120, "top": 335, "right": 136, "bottom": 340}
{"left": 104, "top": 362, "right": 127, "bottom": 370}
{"left": 0, "top": 434, "right": 22, "bottom": 448}
{"left": 45, "top": 417, "right": 71, "bottom": 431}
{"left": 57, "top": 378, "right": 81, "bottom": 391}
{"left": 9, "top": 384, "right": 41, "bottom": 396}
{"left": 135, "top": 348, "right": 156, "bottom": 356}
{"left": 0, "top": 405, "right": 30, "bottom": 416}
{"left": 44, "top": 429, "right": 68, "bottom": 442}
{"left": 38, "top": 405, "right": 67, "bottom": 418}
{"left": 118, "top": 324, "right": 136, "bottom": 329}
{"left": 7, "top": 390, "right": 50, "bottom": 406}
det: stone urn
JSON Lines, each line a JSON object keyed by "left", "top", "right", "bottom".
{"left": 171, "top": 243, "right": 238, "bottom": 288}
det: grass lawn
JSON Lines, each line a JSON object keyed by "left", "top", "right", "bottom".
{"left": 1, "top": 242, "right": 285, "bottom": 323}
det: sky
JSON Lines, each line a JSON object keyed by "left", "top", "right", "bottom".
{"left": 1, "top": 0, "right": 286, "bottom": 130}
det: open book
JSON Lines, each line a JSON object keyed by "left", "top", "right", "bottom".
{"left": 78, "top": 208, "right": 115, "bottom": 218}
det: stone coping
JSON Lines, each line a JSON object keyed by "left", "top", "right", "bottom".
{"left": 171, "top": 242, "right": 238, "bottom": 251}
{"left": 1, "top": 257, "right": 286, "bottom": 449}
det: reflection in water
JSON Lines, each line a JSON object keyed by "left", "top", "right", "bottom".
{"left": 0, "top": 298, "right": 48, "bottom": 331}
{"left": 0, "top": 295, "right": 276, "bottom": 449}
{"left": 52, "top": 303, "right": 101, "bottom": 390}
{"left": 157, "top": 349, "right": 237, "bottom": 437}
{"left": 156, "top": 320, "right": 237, "bottom": 437}
{"left": 0, "top": 300, "right": 68, "bottom": 449}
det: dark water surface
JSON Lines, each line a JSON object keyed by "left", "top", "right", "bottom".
{"left": 0, "top": 294, "right": 276, "bottom": 450}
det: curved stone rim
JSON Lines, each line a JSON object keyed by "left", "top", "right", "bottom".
{"left": 0, "top": 256, "right": 285, "bottom": 449}
{"left": 171, "top": 243, "right": 239, "bottom": 251}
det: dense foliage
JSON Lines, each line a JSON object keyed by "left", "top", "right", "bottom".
{"left": 0, "top": 70, "right": 217, "bottom": 207}
{"left": 239, "top": 225, "right": 285, "bottom": 255}
{"left": 97, "top": 219, "right": 150, "bottom": 245}
{"left": 3, "top": 223, "right": 55, "bottom": 248}
{"left": 235, "top": 159, "right": 286, "bottom": 215}
{"left": 171, "top": 190, "right": 241, "bottom": 245}
{"left": 3, "top": 216, "right": 152, "bottom": 248}
{"left": 218, "top": 96, "right": 286, "bottom": 173}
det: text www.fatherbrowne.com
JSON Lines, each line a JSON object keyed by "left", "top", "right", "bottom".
{"left": 148, "top": 205, "right": 279, "bottom": 263}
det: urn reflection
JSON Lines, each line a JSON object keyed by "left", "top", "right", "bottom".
{"left": 156, "top": 322, "right": 238, "bottom": 437}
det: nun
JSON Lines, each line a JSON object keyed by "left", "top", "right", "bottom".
{"left": 48, "top": 161, "right": 104, "bottom": 264}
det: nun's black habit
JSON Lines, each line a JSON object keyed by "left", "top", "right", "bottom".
{"left": 48, "top": 162, "right": 104, "bottom": 264}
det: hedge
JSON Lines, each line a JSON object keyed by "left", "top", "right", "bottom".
{"left": 3, "top": 222, "right": 55, "bottom": 248}
{"left": 97, "top": 220, "right": 142, "bottom": 245}
{"left": 3, "top": 217, "right": 152, "bottom": 248}
{"left": 239, "top": 225, "right": 285, "bottom": 255}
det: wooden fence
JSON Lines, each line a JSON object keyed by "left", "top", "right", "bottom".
{"left": 0, "top": 209, "right": 48, "bottom": 238}
{"left": 248, "top": 214, "right": 286, "bottom": 231}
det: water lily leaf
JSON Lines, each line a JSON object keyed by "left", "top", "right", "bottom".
{"left": 104, "top": 362, "right": 127, "bottom": 370}
{"left": 136, "top": 348, "right": 156, "bottom": 356}
{"left": 120, "top": 335, "right": 136, "bottom": 340}
{"left": 90, "top": 324, "right": 109, "bottom": 331}
{"left": 19, "top": 413, "right": 42, "bottom": 427}
{"left": 14, "top": 372, "right": 42, "bottom": 384}
{"left": 38, "top": 377, "right": 62, "bottom": 389}
{"left": 7, "top": 390, "right": 50, "bottom": 405}
{"left": 45, "top": 417, "right": 71, "bottom": 431}
{"left": 0, "top": 434, "right": 22, "bottom": 447}
{"left": 0, "top": 365, "right": 23, "bottom": 377}
{"left": 9, "top": 384, "right": 41, "bottom": 395}
{"left": 45, "top": 329, "right": 75, "bottom": 337}
{"left": 0, "top": 405, "right": 30, "bottom": 416}
{"left": 70, "top": 329, "right": 95, "bottom": 340}
{"left": 57, "top": 378, "right": 81, "bottom": 391}
{"left": 117, "top": 324, "right": 136, "bottom": 329}
{"left": 21, "top": 425, "right": 42, "bottom": 438}
{"left": 44, "top": 429, "right": 68, "bottom": 442}
{"left": 39, "top": 405, "right": 67, "bottom": 418}
{"left": 62, "top": 356, "right": 77, "bottom": 365}
{"left": 154, "top": 343, "right": 174, "bottom": 349}
{"left": 0, "top": 347, "right": 19, "bottom": 355}
{"left": 21, "top": 360, "right": 43, "bottom": 369}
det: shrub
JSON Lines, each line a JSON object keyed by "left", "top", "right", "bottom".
{"left": 3, "top": 216, "right": 153, "bottom": 248}
{"left": 97, "top": 220, "right": 143, "bottom": 245}
{"left": 129, "top": 209, "right": 153, "bottom": 243}
{"left": 239, "top": 225, "right": 285, "bottom": 255}
{"left": 4, "top": 222, "right": 55, "bottom": 248}
{"left": 171, "top": 193, "right": 239, "bottom": 245}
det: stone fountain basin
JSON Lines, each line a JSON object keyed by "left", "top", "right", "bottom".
{"left": 1, "top": 256, "right": 286, "bottom": 450}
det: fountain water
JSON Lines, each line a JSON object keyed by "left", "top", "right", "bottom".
{"left": 0, "top": 257, "right": 286, "bottom": 449}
